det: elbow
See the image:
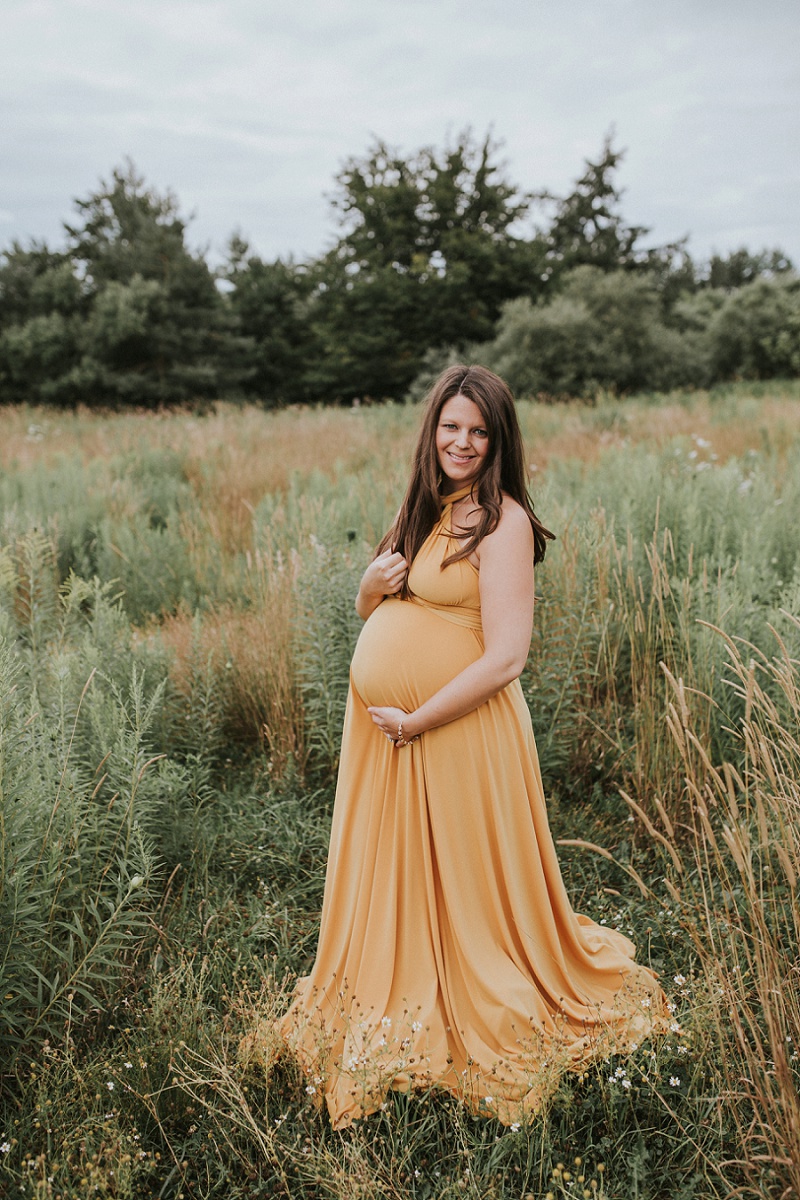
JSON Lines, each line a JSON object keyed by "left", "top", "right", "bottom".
{"left": 505, "top": 655, "right": 528, "bottom": 685}
{"left": 486, "top": 650, "right": 528, "bottom": 689}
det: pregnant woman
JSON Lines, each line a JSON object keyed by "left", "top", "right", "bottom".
{"left": 277, "top": 364, "right": 668, "bottom": 1128}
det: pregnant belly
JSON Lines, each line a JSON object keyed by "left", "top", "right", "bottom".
{"left": 350, "top": 598, "right": 483, "bottom": 711}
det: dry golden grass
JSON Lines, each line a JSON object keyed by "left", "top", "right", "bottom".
{"left": 520, "top": 389, "right": 800, "bottom": 471}
{"left": 656, "top": 620, "right": 800, "bottom": 1194}
{"left": 4, "top": 382, "right": 799, "bottom": 481}
{"left": 159, "top": 547, "right": 305, "bottom": 774}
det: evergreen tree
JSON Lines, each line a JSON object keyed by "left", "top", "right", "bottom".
{"left": 224, "top": 235, "right": 318, "bottom": 406}
{"left": 538, "top": 134, "right": 680, "bottom": 282}
{"left": 306, "top": 131, "right": 540, "bottom": 401}
{"left": 61, "top": 161, "right": 240, "bottom": 406}
{"left": 1, "top": 162, "right": 245, "bottom": 407}
{"left": 0, "top": 242, "right": 83, "bottom": 403}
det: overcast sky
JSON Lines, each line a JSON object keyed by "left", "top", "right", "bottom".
{"left": 3, "top": 0, "right": 799, "bottom": 267}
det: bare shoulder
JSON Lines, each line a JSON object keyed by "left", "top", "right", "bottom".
{"left": 479, "top": 494, "right": 534, "bottom": 557}
{"left": 498, "top": 494, "right": 534, "bottom": 539}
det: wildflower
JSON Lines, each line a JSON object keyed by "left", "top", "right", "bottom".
{"left": 411, "top": 1020, "right": 422, "bottom": 1032}
{"left": 641, "top": 997, "right": 651, "bottom": 1008}
{"left": 305, "top": 1084, "right": 316, "bottom": 1094}
{"left": 0, "top": 1142, "right": 10, "bottom": 1154}
{"left": 106, "top": 1082, "right": 115, "bottom": 1091}
{"left": 510, "top": 1122, "right": 521, "bottom": 1133}
{"left": 621, "top": 1079, "right": 632, "bottom": 1089}
{"left": 381, "top": 1016, "right": 392, "bottom": 1028}
{"left": 670, "top": 1022, "right": 681, "bottom": 1033}
{"left": 669, "top": 1076, "right": 681, "bottom": 1087}
{"left": 124, "top": 1062, "right": 133, "bottom": 1069}
{"left": 673, "top": 974, "right": 686, "bottom": 986}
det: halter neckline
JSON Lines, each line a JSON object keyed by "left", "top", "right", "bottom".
{"left": 439, "top": 485, "right": 476, "bottom": 507}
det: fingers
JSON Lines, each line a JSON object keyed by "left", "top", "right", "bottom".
{"left": 370, "top": 550, "right": 408, "bottom": 595}
{"left": 376, "top": 549, "right": 407, "bottom": 569}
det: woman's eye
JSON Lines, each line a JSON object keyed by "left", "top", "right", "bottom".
{"left": 474, "top": 429, "right": 488, "bottom": 438}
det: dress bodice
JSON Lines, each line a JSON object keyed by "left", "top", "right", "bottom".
{"left": 404, "top": 488, "right": 482, "bottom": 630}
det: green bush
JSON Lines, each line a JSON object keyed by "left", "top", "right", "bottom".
{"left": 481, "top": 267, "right": 701, "bottom": 398}
{"left": 710, "top": 273, "right": 800, "bottom": 379}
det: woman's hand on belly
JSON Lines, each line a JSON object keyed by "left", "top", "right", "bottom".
{"left": 367, "top": 705, "right": 408, "bottom": 744}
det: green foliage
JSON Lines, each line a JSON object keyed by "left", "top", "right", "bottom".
{"left": 0, "top": 639, "right": 158, "bottom": 1059}
{"left": 224, "top": 237, "right": 319, "bottom": 406}
{"left": 2, "top": 138, "right": 798, "bottom": 407}
{"left": 296, "top": 538, "right": 366, "bottom": 780}
{"left": 482, "top": 267, "right": 699, "bottom": 398}
{"left": 702, "top": 245, "right": 794, "bottom": 290}
{"left": 301, "top": 129, "right": 540, "bottom": 401}
{"left": 480, "top": 264, "right": 800, "bottom": 399}
{"left": 0, "top": 162, "right": 245, "bottom": 408}
{"left": 538, "top": 135, "right": 661, "bottom": 280}
{"left": 709, "top": 273, "right": 800, "bottom": 379}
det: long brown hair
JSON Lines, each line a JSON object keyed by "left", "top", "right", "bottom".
{"left": 377, "top": 365, "right": 555, "bottom": 589}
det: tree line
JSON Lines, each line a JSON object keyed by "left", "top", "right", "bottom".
{"left": 0, "top": 132, "right": 797, "bottom": 408}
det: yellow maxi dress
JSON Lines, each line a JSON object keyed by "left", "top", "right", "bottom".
{"left": 278, "top": 488, "right": 668, "bottom": 1128}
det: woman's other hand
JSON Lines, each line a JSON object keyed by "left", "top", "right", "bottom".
{"left": 356, "top": 550, "right": 408, "bottom": 620}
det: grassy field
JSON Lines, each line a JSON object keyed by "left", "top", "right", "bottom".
{"left": 1, "top": 381, "right": 799, "bottom": 1199}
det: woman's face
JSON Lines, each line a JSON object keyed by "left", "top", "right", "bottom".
{"left": 435, "top": 393, "right": 490, "bottom": 493}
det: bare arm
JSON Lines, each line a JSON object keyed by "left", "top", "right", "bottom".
{"left": 355, "top": 548, "right": 409, "bottom": 621}
{"left": 367, "top": 500, "right": 534, "bottom": 740}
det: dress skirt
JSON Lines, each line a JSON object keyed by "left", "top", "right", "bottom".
{"left": 276, "top": 497, "right": 668, "bottom": 1128}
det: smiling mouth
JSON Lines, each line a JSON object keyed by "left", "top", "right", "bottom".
{"left": 448, "top": 453, "right": 473, "bottom": 463}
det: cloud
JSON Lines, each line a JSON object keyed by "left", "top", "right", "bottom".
{"left": 1, "top": 0, "right": 798, "bottom": 263}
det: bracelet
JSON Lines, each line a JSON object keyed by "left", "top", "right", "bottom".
{"left": 396, "top": 720, "right": 419, "bottom": 748}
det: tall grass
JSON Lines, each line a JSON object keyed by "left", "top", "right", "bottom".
{"left": 656, "top": 620, "right": 800, "bottom": 1196}
{"left": 1, "top": 382, "right": 799, "bottom": 1197}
